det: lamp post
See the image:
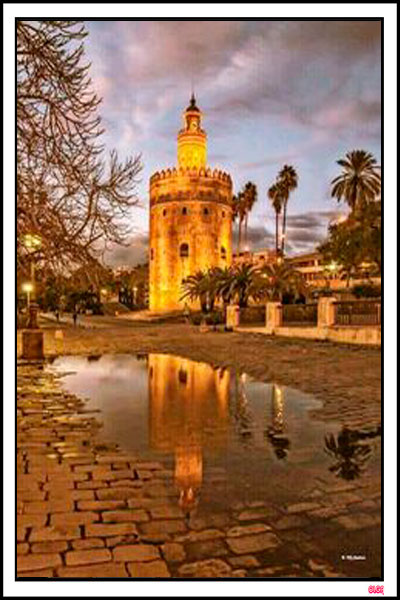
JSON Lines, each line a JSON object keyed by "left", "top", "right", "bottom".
{"left": 21, "top": 233, "right": 44, "bottom": 360}
{"left": 22, "top": 282, "right": 33, "bottom": 309}
{"left": 133, "top": 286, "right": 138, "bottom": 306}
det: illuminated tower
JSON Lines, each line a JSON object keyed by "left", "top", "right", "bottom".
{"left": 149, "top": 95, "right": 233, "bottom": 312}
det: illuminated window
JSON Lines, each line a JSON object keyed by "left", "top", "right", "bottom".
{"left": 180, "top": 243, "right": 189, "bottom": 258}
{"left": 221, "top": 246, "right": 227, "bottom": 260}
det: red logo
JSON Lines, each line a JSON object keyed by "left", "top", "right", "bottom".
{"left": 369, "top": 585, "right": 384, "bottom": 595}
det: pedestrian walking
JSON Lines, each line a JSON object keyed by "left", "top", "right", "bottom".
{"left": 55, "top": 310, "right": 60, "bottom": 322}
{"left": 72, "top": 310, "right": 78, "bottom": 327}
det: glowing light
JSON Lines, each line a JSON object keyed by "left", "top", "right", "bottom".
{"left": 24, "top": 233, "right": 42, "bottom": 251}
{"left": 22, "top": 282, "right": 34, "bottom": 293}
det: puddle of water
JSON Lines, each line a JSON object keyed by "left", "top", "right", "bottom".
{"left": 48, "top": 353, "right": 381, "bottom": 513}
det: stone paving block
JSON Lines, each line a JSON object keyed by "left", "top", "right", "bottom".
{"left": 113, "top": 544, "right": 160, "bottom": 563}
{"left": 274, "top": 515, "right": 310, "bottom": 530}
{"left": 56, "top": 563, "right": 128, "bottom": 578}
{"left": 136, "top": 470, "right": 153, "bottom": 480}
{"left": 17, "top": 552, "right": 62, "bottom": 572}
{"left": 31, "top": 541, "right": 68, "bottom": 553}
{"left": 29, "top": 525, "right": 81, "bottom": 542}
{"left": 17, "top": 568, "right": 55, "bottom": 578}
{"left": 65, "top": 548, "right": 112, "bottom": 566}
{"left": 127, "top": 560, "right": 170, "bottom": 578}
{"left": 19, "top": 490, "right": 47, "bottom": 502}
{"left": 18, "top": 514, "right": 47, "bottom": 529}
{"left": 134, "top": 461, "right": 163, "bottom": 471}
{"left": 17, "top": 543, "right": 30, "bottom": 555}
{"left": 226, "top": 532, "right": 281, "bottom": 555}
{"left": 50, "top": 489, "right": 95, "bottom": 501}
{"left": 77, "top": 500, "right": 126, "bottom": 511}
{"left": 72, "top": 538, "right": 105, "bottom": 550}
{"left": 286, "top": 502, "right": 321, "bottom": 514}
{"left": 17, "top": 527, "right": 27, "bottom": 542}
{"left": 139, "top": 519, "right": 187, "bottom": 537}
{"left": 333, "top": 513, "right": 381, "bottom": 530}
{"left": 96, "top": 487, "right": 142, "bottom": 501}
{"left": 149, "top": 505, "right": 184, "bottom": 520}
{"left": 227, "top": 523, "right": 272, "bottom": 538}
{"left": 110, "top": 479, "right": 143, "bottom": 488}
{"left": 178, "top": 559, "right": 232, "bottom": 578}
{"left": 76, "top": 480, "right": 108, "bottom": 489}
{"left": 102, "top": 509, "right": 149, "bottom": 523}
{"left": 176, "top": 529, "right": 225, "bottom": 543}
{"left": 24, "top": 499, "right": 74, "bottom": 514}
{"left": 228, "top": 555, "right": 260, "bottom": 568}
{"left": 85, "top": 522, "right": 139, "bottom": 538}
{"left": 161, "top": 542, "right": 186, "bottom": 563}
{"left": 236, "top": 507, "right": 279, "bottom": 522}
{"left": 17, "top": 474, "right": 45, "bottom": 490}
{"left": 44, "top": 480, "right": 75, "bottom": 491}
{"left": 185, "top": 539, "right": 228, "bottom": 561}
{"left": 105, "top": 534, "right": 140, "bottom": 548}
{"left": 50, "top": 511, "right": 99, "bottom": 527}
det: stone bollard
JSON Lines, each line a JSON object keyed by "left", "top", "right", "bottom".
{"left": 21, "top": 329, "right": 44, "bottom": 360}
{"left": 265, "top": 302, "right": 282, "bottom": 329}
{"left": 317, "top": 296, "right": 337, "bottom": 328}
{"left": 226, "top": 304, "right": 240, "bottom": 329}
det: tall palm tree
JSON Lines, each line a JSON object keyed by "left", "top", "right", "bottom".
{"left": 267, "top": 181, "right": 283, "bottom": 256}
{"left": 243, "top": 182, "right": 258, "bottom": 249}
{"left": 232, "top": 192, "right": 246, "bottom": 255}
{"left": 278, "top": 165, "right": 298, "bottom": 256}
{"left": 331, "top": 150, "right": 381, "bottom": 213}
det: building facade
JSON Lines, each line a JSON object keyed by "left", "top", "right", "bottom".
{"left": 149, "top": 95, "right": 233, "bottom": 312}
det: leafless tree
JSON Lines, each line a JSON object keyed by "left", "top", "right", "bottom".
{"left": 17, "top": 20, "right": 142, "bottom": 280}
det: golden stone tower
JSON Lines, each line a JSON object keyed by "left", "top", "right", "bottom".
{"left": 149, "top": 95, "right": 233, "bottom": 312}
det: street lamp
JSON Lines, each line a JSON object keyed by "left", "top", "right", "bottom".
{"left": 23, "top": 233, "right": 42, "bottom": 301}
{"left": 22, "top": 282, "right": 34, "bottom": 308}
{"left": 133, "top": 286, "right": 138, "bottom": 306}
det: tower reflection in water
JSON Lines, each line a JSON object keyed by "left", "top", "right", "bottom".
{"left": 148, "top": 354, "right": 229, "bottom": 513}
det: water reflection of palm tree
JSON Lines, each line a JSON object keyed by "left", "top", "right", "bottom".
{"left": 264, "top": 385, "right": 290, "bottom": 460}
{"left": 324, "top": 425, "right": 380, "bottom": 480}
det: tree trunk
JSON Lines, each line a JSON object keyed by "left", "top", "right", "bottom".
{"left": 281, "top": 201, "right": 288, "bottom": 255}
{"left": 238, "top": 218, "right": 243, "bottom": 254}
{"left": 275, "top": 212, "right": 279, "bottom": 254}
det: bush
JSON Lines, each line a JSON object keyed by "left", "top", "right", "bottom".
{"left": 351, "top": 284, "right": 381, "bottom": 299}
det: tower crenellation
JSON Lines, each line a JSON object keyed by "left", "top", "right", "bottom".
{"left": 149, "top": 95, "right": 233, "bottom": 312}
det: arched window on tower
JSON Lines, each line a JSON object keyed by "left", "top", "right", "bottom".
{"left": 221, "top": 246, "right": 227, "bottom": 260}
{"left": 150, "top": 248, "right": 154, "bottom": 260}
{"left": 182, "top": 207, "right": 188, "bottom": 215}
{"left": 180, "top": 243, "right": 189, "bottom": 258}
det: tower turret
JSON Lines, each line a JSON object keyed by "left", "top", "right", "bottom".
{"left": 177, "top": 94, "right": 207, "bottom": 170}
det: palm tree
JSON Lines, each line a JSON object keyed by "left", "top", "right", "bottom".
{"left": 243, "top": 182, "right": 258, "bottom": 249}
{"left": 267, "top": 181, "right": 283, "bottom": 256}
{"left": 331, "top": 150, "right": 381, "bottom": 213}
{"left": 232, "top": 193, "right": 246, "bottom": 255}
{"left": 256, "top": 261, "right": 306, "bottom": 302}
{"left": 226, "top": 264, "right": 259, "bottom": 308}
{"left": 180, "top": 270, "right": 218, "bottom": 313}
{"left": 278, "top": 165, "right": 298, "bottom": 256}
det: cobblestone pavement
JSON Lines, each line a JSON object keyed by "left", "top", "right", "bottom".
{"left": 17, "top": 356, "right": 381, "bottom": 579}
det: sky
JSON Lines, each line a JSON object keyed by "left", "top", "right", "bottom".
{"left": 83, "top": 20, "right": 381, "bottom": 266}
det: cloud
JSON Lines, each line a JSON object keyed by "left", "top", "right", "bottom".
{"left": 104, "top": 232, "right": 149, "bottom": 267}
